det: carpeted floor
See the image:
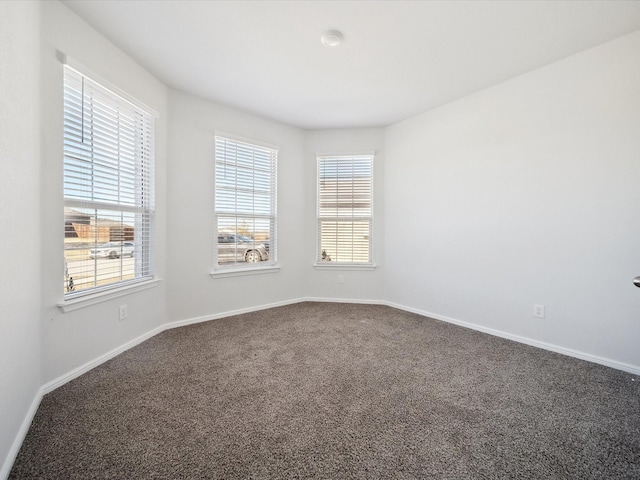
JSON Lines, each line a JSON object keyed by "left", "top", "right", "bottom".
{"left": 9, "top": 302, "right": 640, "bottom": 479}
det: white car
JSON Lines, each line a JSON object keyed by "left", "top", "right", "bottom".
{"left": 89, "top": 242, "right": 135, "bottom": 259}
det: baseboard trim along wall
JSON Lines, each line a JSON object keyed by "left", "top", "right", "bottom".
{"left": 1, "top": 298, "right": 308, "bottom": 480}
{"left": 31, "top": 295, "right": 640, "bottom": 405}
{"left": 1, "top": 389, "right": 43, "bottom": 480}
{"left": 382, "top": 300, "right": 640, "bottom": 376}
{"left": 5, "top": 296, "right": 638, "bottom": 479}
{"left": 41, "top": 326, "right": 166, "bottom": 395}
{"left": 40, "top": 297, "right": 310, "bottom": 400}
{"left": 1, "top": 323, "right": 169, "bottom": 480}
{"left": 164, "top": 298, "right": 308, "bottom": 331}
{"left": 303, "top": 297, "right": 386, "bottom": 306}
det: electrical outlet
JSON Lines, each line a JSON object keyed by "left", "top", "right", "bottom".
{"left": 119, "top": 304, "right": 128, "bottom": 321}
{"left": 533, "top": 304, "right": 545, "bottom": 319}
{"left": 338, "top": 275, "right": 344, "bottom": 284}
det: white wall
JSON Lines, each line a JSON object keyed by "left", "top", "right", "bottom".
{"left": 39, "top": 1, "right": 169, "bottom": 385}
{"left": 165, "top": 89, "right": 307, "bottom": 322}
{"left": 384, "top": 31, "right": 640, "bottom": 369}
{"left": 0, "top": 2, "right": 42, "bottom": 477}
{"left": 304, "top": 129, "right": 386, "bottom": 301}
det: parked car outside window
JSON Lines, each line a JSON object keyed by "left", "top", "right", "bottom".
{"left": 88, "top": 242, "right": 135, "bottom": 259}
{"left": 217, "top": 235, "right": 268, "bottom": 264}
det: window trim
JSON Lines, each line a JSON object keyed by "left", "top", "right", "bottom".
{"left": 60, "top": 52, "right": 159, "bottom": 118}
{"left": 58, "top": 278, "right": 161, "bottom": 313}
{"left": 312, "top": 263, "right": 376, "bottom": 271}
{"left": 213, "top": 132, "right": 278, "bottom": 273}
{"left": 316, "top": 152, "right": 375, "bottom": 266}
{"left": 210, "top": 265, "right": 281, "bottom": 278}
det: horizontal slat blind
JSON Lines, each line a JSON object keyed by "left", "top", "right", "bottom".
{"left": 214, "top": 136, "right": 277, "bottom": 267}
{"left": 318, "top": 154, "right": 373, "bottom": 263}
{"left": 63, "top": 66, "right": 155, "bottom": 297}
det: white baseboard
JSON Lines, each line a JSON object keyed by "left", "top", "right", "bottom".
{"left": 383, "top": 300, "right": 640, "bottom": 376}
{"left": 40, "top": 299, "right": 306, "bottom": 398}
{"left": 169, "top": 295, "right": 640, "bottom": 376}
{"left": 41, "top": 325, "right": 167, "bottom": 395}
{"left": 303, "top": 296, "right": 385, "bottom": 305}
{"left": 0, "top": 386, "right": 43, "bottom": 480}
{"left": 5, "top": 296, "right": 638, "bottom": 479}
{"left": 164, "top": 297, "right": 308, "bottom": 330}
{"left": 42, "top": 298, "right": 308, "bottom": 399}
{"left": 1, "top": 298, "right": 311, "bottom": 479}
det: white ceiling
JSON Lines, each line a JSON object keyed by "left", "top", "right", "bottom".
{"left": 62, "top": 0, "right": 640, "bottom": 130}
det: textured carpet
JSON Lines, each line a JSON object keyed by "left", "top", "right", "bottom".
{"left": 10, "top": 302, "right": 640, "bottom": 479}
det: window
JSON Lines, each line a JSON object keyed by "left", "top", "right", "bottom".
{"left": 63, "top": 66, "right": 155, "bottom": 297}
{"left": 317, "top": 154, "right": 373, "bottom": 264}
{"left": 214, "top": 135, "right": 277, "bottom": 269}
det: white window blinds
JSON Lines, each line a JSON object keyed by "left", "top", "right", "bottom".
{"left": 317, "top": 154, "right": 373, "bottom": 264}
{"left": 214, "top": 136, "right": 277, "bottom": 268}
{"left": 63, "top": 66, "right": 155, "bottom": 296}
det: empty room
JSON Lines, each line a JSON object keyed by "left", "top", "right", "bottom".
{"left": 1, "top": 0, "right": 639, "bottom": 478}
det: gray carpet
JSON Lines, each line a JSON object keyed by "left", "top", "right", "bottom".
{"left": 9, "top": 302, "right": 640, "bottom": 479}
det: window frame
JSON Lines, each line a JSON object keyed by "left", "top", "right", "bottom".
{"left": 212, "top": 133, "right": 278, "bottom": 274}
{"left": 316, "top": 153, "right": 374, "bottom": 267}
{"left": 62, "top": 63, "right": 156, "bottom": 302}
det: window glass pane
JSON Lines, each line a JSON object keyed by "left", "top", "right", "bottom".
{"left": 214, "top": 136, "right": 277, "bottom": 268}
{"left": 319, "top": 220, "right": 371, "bottom": 263}
{"left": 64, "top": 209, "right": 137, "bottom": 293}
{"left": 317, "top": 155, "right": 373, "bottom": 264}
{"left": 215, "top": 216, "right": 272, "bottom": 265}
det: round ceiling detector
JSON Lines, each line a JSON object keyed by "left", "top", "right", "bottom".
{"left": 321, "top": 30, "right": 344, "bottom": 48}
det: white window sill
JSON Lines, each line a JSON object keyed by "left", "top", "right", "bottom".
{"left": 313, "top": 263, "right": 377, "bottom": 271}
{"left": 58, "top": 278, "right": 161, "bottom": 313}
{"left": 210, "top": 264, "right": 281, "bottom": 278}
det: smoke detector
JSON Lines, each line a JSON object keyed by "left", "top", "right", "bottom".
{"left": 321, "top": 30, "right": 344, "bottom": 48}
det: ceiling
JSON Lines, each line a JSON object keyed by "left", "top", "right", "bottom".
{"left": 62, "top": 0, "right": 640, "bottom": 130}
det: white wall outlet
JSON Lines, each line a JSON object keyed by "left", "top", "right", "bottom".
{"left": 533, "top": 304, "right": 545, "bottom": 319}
{"left": 338, "top": 275, "right": 344, "bottom": 284}
{"left": 119, "top": 304, "right": 128, "bottom": 321}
